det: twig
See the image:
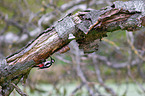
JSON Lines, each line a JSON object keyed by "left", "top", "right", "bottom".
{"left": 126, "top": 49, "right": 145, "bottom": 93}
{"left": 122, "top": 74, "right": 129, "bottom": 96}
{"left": 88, "top": 54, "right": 140, "bottom": 69}
{"left": 11, "top": 83, "right": 28, "bottom": 96}
{"left": 137, "top": 61, "right": 145, "bottom": 81}
{"left": 71, "top": 82, "right": 84, "bottom": 95}
{"left": 91, "top": 53, "right": 117, "bottom": 96}
{"left": 70, "top": 41, "right": 95, "bottom": 96}
{"left": 126, "top": 31, "right": 145, "bottom": 61}
{"left": 102, "top": 38, "right": 120, "bottom": 50}
{"left": 55, "top": 55, "right": 72, "bottom": 64}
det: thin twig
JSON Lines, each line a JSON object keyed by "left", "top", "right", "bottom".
{"left": 126, "top": 49, "right": 145, "bottom": 94}
{"left": 70, "top": 41, "right": 95, "bottom": 96}
{"left": 91, "top": 53, "right": 117, "bottom": 96}
{"left": 88, "top": 54, "right": 140, "bottom": 69}
{"left": 11, "top": 83, "right": 28, "bottom": 96}
{"left": 71, "top": 82, "right": 84, "bottom": 95}
{"left": 126, "top": 31, "right": 145, "bottom": 61}
{"left": 55, "top": 55, "right": 72, "bottom": 64}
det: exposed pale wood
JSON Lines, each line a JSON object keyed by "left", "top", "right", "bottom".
{"left": 0, "top": 1, "right": 145, "bottom": 95}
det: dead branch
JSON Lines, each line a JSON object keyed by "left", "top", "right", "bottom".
{"left": 0, "top": 1, "right": 145, "bottom": 95}
{"left": 11, "top": 83, "right": 28, "bottom": 96}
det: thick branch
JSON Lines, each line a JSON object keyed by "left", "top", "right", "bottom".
{"left": 0, "top": 1, "right": 145, "bottom": 95}
{"left": 5, "top": 0, "right": 145, "bottom": 65}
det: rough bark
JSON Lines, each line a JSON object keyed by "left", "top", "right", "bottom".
{"left": 0, "top": 1, "right": 145, "bottom": 95}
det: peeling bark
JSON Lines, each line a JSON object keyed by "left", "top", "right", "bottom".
{"left": 0, "top": 1, "right": 145, "bottom": 95}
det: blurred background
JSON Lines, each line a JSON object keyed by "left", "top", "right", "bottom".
{"left": 0, "top": 0, "right": 145, "bottom": 96}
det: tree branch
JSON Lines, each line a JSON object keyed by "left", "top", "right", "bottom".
{"left": 0, "top": 1, "right": 145, "bottom": 95}
{"left": 11, "top": 83, "right": 28, "bottom": 96}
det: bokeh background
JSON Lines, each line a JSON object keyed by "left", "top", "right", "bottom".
{"left": 0, "top": 0, "right": 145, "bottom": 96}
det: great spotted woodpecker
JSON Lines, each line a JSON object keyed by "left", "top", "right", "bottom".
{"left": 34, "top": 57, "right": 55, "bottom": 69}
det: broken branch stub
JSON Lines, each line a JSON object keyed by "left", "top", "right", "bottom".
{"left": 73, "top": 1, "right": 144, "bottom": 53}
